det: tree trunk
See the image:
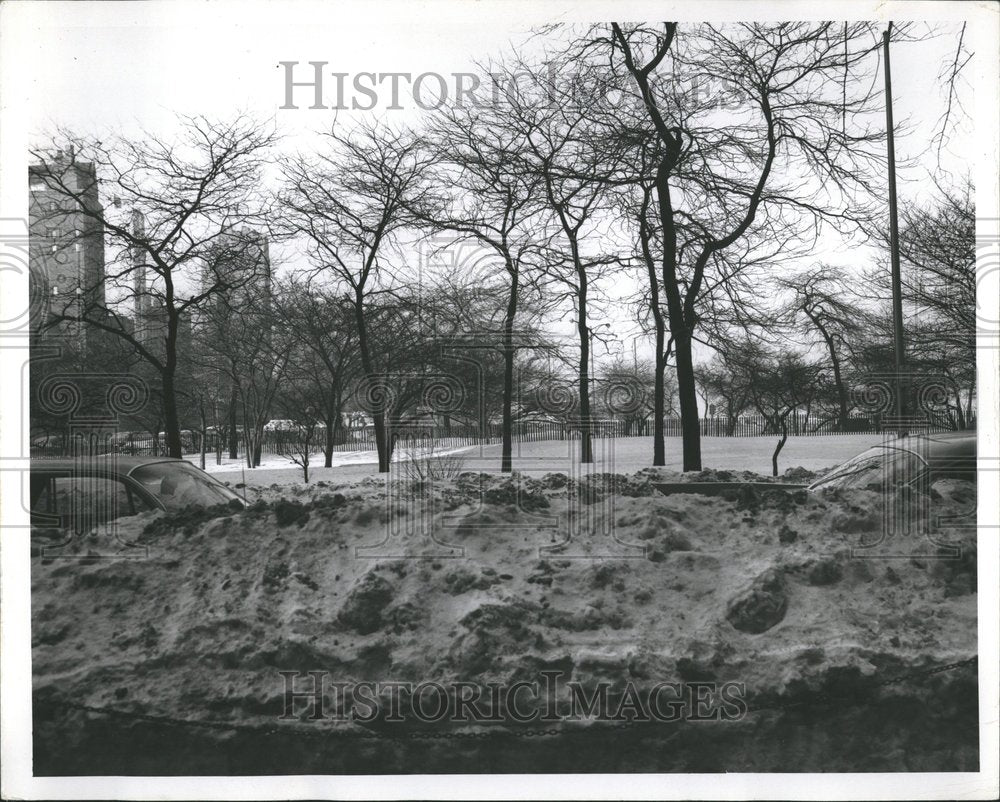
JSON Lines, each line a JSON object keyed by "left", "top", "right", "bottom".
{"left": 833, "top": 363, "right": 849, "bottom": 430}
{"left": 198, "top": 406, "right": 207, "bottom": 471}
{"left": 501, "top": 343, "right": 515, "bottom": 473}
{"left": 652, "top": 329, "right": 666, "bottom": 466}
{"left": 578, "top": 313, "right": 594, "bottom": 465}
{"left": 673, "top": 331, "right": 701, "bottom": 471}
{"left": 161, "top": 370, "right": 183, "bottom": 459}
{"left": 324, "top": 419, "right": 335, "bottom": 468}
{"left": 772, "top": 416, "right": 789, "bottom": 477}
{"left": 373, "top": 411, "right": 390, "bottom": 473}
{"left": 501, "top": 265, "right": 519, "bottom": 473}
{"left": 813, "top": 317, "right": 849, "bottom": 429}
{"left": 228, "top": 384, "right": 239, "bottom": 459}
{"left": 243, "top": 427, "right": 254, "bottom": 470}
{"left": 654, "top": 158, "right": 701, "bottom": 471}
{"left": 159, "top": 304, "right": 185, "bottom": 459}
{"left": 353, "top": 290, "right": 391, "bottom": 473}
{"left": 638, "top": 185, "right": 666, "bottom": 466}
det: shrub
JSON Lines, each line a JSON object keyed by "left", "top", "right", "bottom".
{"left": 400, "top": 440, "right": 467, "bottom": 482}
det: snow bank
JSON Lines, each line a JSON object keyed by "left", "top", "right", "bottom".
{"left": 32, "top": 470, "right": 978, "bottom": 774}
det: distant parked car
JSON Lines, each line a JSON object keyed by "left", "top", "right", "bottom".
{"left": 264, "top": 419, "right": 297, "bottom": 432}
{"left": 30, "top": 433, "right": 65, "bottom": 455}
{"left": 108, "top": 431, "right": 135, "bottom": 446}
{"left": 150, "top": 430, "right": 198, "bottom": 453}
{"left": 30, "top": 456, "right": 245, "bottom": 531}
{"left": 654, "top": 432, "right": 976, "bottom": 497}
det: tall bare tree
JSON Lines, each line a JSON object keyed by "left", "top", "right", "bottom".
{"left": 31, "top": 114, "right": 277, "bottom": 457}
{"left": 415, "top": 99, "right": 547, "bottom": 472}
{"left": 199, "top": 276, "right": 289, "bottom": 469}
{"left": 603, "top": 22, "right": 891, "bottom": 470}
{"left": 866, "top": 178, "right": 976, "bottom": 428}
{"left": 495, "top": 57, "right": 625, "bottom": 463}
{"left": 273, "top": 279, "right": 362, "bottom": 466}
{"left": 280, "top": 122, "right": 434, "bottom": 472}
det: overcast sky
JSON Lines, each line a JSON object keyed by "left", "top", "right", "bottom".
{"left": 6, "top": 0, "right": 979, "bottom": 364}
{"left": 20, "top": 3, "right": 972, "bottom": 165}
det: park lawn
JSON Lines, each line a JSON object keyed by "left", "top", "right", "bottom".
{"left": 201, "top": 434, "right": 886, "bottom": 488}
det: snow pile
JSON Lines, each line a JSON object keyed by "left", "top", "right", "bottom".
{"left": 32, "top": 471, "right": 978, "bottom": 774}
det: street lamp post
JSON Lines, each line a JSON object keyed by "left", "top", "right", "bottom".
{"left": 883, "top": 23, "right": 907, "bottom": 425}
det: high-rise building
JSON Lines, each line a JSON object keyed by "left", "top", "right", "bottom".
{"left": 194, "top": 229, "right": 273, "bottom": 335}
{"left": 202, "top": 228, "right": 272, "bottom": 305}
{"left": 28, "top": 150, "right": 106, "bottom": 339}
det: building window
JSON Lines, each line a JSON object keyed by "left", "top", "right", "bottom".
{"left": 30, "top": 181, "right": 46, "bottom": 192}
{"left": 49, "top": 228, "right": 60, "bottom": 238}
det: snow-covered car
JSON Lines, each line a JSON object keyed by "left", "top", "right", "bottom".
{"left": 151, "top": 430, "right": 198, "bottom": 452}
{"left": 805, "top": 431, "right": 975, "bottom": 491}
{"left": 30, "top": 433, "right": 65, "bottom": 456}
{"left": 654, "top": 432, "right": 976, "bottom": 497}
{"left": 108, "top": 430, "right": 139, "bottom": 446}
{"left": 263, "top": 419, "right": 297, "bottom": 432}
{"left": 30, "top": 456, "right": 245, "bottom": 529}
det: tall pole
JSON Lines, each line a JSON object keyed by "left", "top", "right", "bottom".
{"left": 588, "top": 325, "right": 595, "bottom": 386}
{"left": 131, "top": 208, "right": 146, "bottom": 324}
{"left": 883, "top": 24, "right": 906, "bottom": 423}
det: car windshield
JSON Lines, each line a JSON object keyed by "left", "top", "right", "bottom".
{"left": 810, "top": 445, "right": 925, "bottom": 491}
{"left": 130, "top": 462, "right": 242, "bottom": 511}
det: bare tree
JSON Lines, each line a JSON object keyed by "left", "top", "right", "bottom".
{"left": 742, "top": 347, "right": 823, "bottom": 476}
{"left": 595, "top": 355, "right": 673, "bottom": 435}
{"left": 273, "top": 279, "right": 362, "bottom": 466}
{"left": 274, "top": 378, "right": 323, "bottom": 483}
{"left": 415, "top": 98, "right": 548, "bottom": 472}
{"left": 280, "top": 122, "right": 434, "bottom": 472}
{"left": 200, "top": 279, "right": 290, "bottom": 468}
{"left": 602, "top": 22, "right": 892, "bottom": 470}
{"left": 864, "top": 178, "right": 976, "bottom": 428}
{"left": 695, "top": 351, "right": 755, "bottom": 436}
{"left": 778, "top": 265, "right": 863, "bottom": 430}
{"left": 616, "top": 158, "right": 672, "bottom": 462}
{"left": 30, "top": 114, "right": 277, "bottom": 458}
{"left": 185, "top": 346, "right": 232, "bottom": 469}
{"left": 896, "top": 179, "right": 975, "bottom": 357}
{"left": 495, "top": 57, "right": 626, "bottom": 463}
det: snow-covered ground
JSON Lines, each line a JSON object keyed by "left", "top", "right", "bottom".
{"left": 183, "top": 435, "right": 885, "bottom": 488}
{"left": 184, "top": 443, "right": 475, "bottom": 476}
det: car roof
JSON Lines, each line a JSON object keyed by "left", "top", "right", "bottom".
{"left": 874, "top": 431, "right": 976, "bottom": 458}
{"left": 29, "top": 456, "right": 188, "bottom": 476}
